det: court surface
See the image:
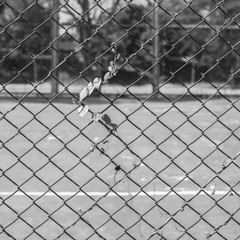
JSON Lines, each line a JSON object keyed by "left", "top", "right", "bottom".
{"left": 0, "top": 98, "right": 240, "bottom": 240}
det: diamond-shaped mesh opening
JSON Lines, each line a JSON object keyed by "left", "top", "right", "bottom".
{"left": 1, "top": 0, "right": 240, "bottom": 239}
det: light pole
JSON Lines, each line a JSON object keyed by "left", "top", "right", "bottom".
{"left": 51, "top": 0, "right": 59, "bottom": 96}
{"left": 153, "top": 0, "right": 160, "bottom": 97}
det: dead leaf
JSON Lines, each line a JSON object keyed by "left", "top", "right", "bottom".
{"left": 93, "top": 77, "right": 102, "bottom": 90}
{"left": 104, "top": 72, "right": 111, "bottom": 82}
{"left": 79, "top": 87, "right": 88, "bottom": 102}
{"left": 87, "top": 82, "right": 94, "bottom": 95}
{"left": 78, "top": 105, "right": 89, "bottom": 117}
{"left": 101, "top": 114, "right": 112, "bottom": 125}
{"left": 93, "top": 112, "right": 102, "bottom": 122}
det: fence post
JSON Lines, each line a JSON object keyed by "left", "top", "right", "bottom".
{"left": 51, "top": 0, "right": 59, "bottom": 96}
{"left": 153, "top": 0, "right": 160, "bottom": 97}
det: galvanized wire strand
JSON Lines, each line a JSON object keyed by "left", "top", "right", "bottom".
{"left": 1, "top": 1, "right": 240, "bottom": 239}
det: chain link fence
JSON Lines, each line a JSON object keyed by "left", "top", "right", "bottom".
{"left": 1, "top": 0, "right": 240, "bottom": 239}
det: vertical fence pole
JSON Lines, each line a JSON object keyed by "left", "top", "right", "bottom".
{"left": 33, "top": 61, "right": 38, "bottom": 83}
{"left": 153, "top": 0, "right": 160, "bottom": 97}
{"left": 51, "top": 0, "right": 59, "bottom": 96}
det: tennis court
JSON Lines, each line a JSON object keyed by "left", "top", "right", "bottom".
{"left": 1, "top": 98, "right": 240, "bottom": 240}
{"left": 1, "top": 0, "right": 240, "bottom": 239}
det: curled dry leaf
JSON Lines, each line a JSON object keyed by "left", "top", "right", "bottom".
{"left": 101, "top": 114, "right": 112, "bottom": 126}
{"left": 79, "top": 78, "right": 102, "bottom": 104}
{"left": 93, "top": 112, "right": 102, "bottom": 122}
{"left": 108, "top": 66, "right": 113, "bottom": 72}
{"left": 78, "top": 105, "right": 89, "bottom": 117}
{"left": 211, "top": 185, "right": 216, "bottom": 195}
{"left": 103, "top": 140, "right": 109, "bottom": 144}
{"left": 101, "top": 114, "right": 118, "bottom": 132}
{"left": 89, "top": 144, "right": 95, "bottom": 152}
{"left": 132, "top": 161, "right": 137, "bottom": 167}
{"left": 111, "top": 123, "right": 118, "bottom": 129}
{"left": 93, "top": 77, "right": 102, "bottom": 90}
{"left": 77, "top": 208, "right": 83, "bottom": 214}
{"left": 104, "top": 72, "right": 111, "bottom": 83}
{"left": 79, "top": 87, "right": 88, "bottom": 103}
{"left": 87, "top": 82, "right": 94, "bottom": 96}
{"left": 100, "top": 147, "right": 105, "bottom": 155}
{"left": 115, "top": 165, "right": 121, "bottom": 172}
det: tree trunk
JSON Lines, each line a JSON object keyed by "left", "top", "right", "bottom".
{"left": 78, "top": 0, "right": 93, "bottom": 70}
{"left": 229, "top": 52, "right": 238, "bottom": 87}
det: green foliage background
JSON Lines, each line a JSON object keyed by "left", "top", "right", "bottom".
{"left": 1, "top": 0, "right": 240, "bottom": 85}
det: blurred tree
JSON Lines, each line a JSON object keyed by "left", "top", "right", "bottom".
{"left": 99, "top": 3, "right": 153, "bottom": 84}
{"left": 219, "top": 0, "right": 240, "bottom": 85}
{"left": 147, "top": 0, "right": 240, "bottom": 84}
{"left": 0, "top": 0, "right": 4, "bottom": 14}
{"left": 108, "top": 4, "right": 153, "bottom": 71}
{"left": 1, "top": 0, "right": 240, "bottom": 85}
{"left": 0, "top": 0, "right": 51, "bottom": 83}
{"left": 60, "top": 0, "right": 123, "bottom": 71}
{"left": 1, "top": 0, "right": 51, "bottom": 55}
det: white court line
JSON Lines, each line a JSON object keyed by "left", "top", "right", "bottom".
{"left": 0, "top": 190, "right": 237, "bottom": 197}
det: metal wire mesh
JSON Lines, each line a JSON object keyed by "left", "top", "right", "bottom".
{"left": 1, "top": 0, "right": 240, "bottom": 239}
